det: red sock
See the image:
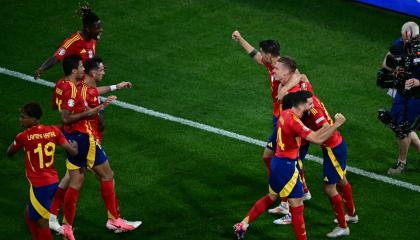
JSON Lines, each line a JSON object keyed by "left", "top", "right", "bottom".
{"left": 299, "top": 167, "right": 309, "bottom": 193}
{"left": 24, "top": 211, "right": 38, "bottom": 239}
{"left": 330, "top": 194, "right": 347, "bottom": 228}
{"left": 100, "top": 179, "right": 120, "bottom": 219}
{"left": 263, "top": 156, "right": 271, "bottom": 175}
{"left": 340, "top": 183, "right": 356, "bottom": 216}
{"left": 50, "top": 187, "right": 66, "bottom": 216}
{"left": 37, "top": 227, "right": 53, "bottom": 240}
{"left": 245, "top": 195, "right": 274, "bottom": 223}
{"left": 63, "top": 187, "right": 79, "bottom": 225}
{"left": 290, "top": 205, "right": 307, "bottom": 240}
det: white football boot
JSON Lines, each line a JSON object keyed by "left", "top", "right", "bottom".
{"left": 49, "top": 214, "right": 63, "bottom": 234}
{"left": 268, "top": 201, "right": 289, "bottom": 215}
{"left": 326, "top": 226, "right": 350, "bottom": 238}
{"left": 334, "top": 214, "right": 359, "bottom": 224}
{"left": 273, "top": 213, "right": 292, "bottom": 225}
{"left": 303, "top": 191, "right": 312, "bottom": 201}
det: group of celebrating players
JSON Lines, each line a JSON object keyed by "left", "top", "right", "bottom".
{"left": 231, "top": 31, "right": 358, "bottom": 239}
{"left": 6, "top": 4, "right": 141, "bottom": 240}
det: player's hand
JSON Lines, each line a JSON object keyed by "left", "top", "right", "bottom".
{"left": 232, "top": 30, "right": 242, "bottom": 42}
{"left": 103, "top": 95, "right": 117, "bottom": 107}
{"left": 69, "top": 140, "right": 78, "bottom": 153}
{"left": 117, "top": 81, "right": 133, "bottom": 90}
{"left": 405, "top": 78, "right": 420, "bottom": 90}
{"left": 34, "top": 68, "right": 43, "bottom": 80}
{"left": 334, "top": 113, "right": 346, "bottom": 125}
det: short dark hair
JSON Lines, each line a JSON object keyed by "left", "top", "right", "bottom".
{"left": 278, "top": 56, "right": 297, "bottom": 72}
{"left": 282, "top": 91, "right": 313, "bottom": 110}
{"left": 63, "top": 55, "right": 82, "bottom": 76}
{"left": 259, "top": 40, "right": 280, "bottom": 57}
{"left": 78, "top": 2, "right": 101, "bottom": 28}
{"left": 84, "top": 57, "right": 103, "bottom": 74}
{"left": 21, "top": 102, "right": 42, "bottom": 119}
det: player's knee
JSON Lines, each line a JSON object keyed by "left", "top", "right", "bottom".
{"left": 37, "top": 218, "right": 49, "bottom": 228}
{"left": 323, "top": 184, "right": 337, "bottom": 197}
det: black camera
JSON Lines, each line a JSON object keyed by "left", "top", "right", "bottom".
{"left": 377, "top": 35, "right": 420, "bottom": 95}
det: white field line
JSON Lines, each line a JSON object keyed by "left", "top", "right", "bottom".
{"left": 1, "top": 66, "right": 420, "bottom": 193}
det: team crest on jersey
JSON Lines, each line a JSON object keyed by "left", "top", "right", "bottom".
{"left": 58, "top": 48, "right": 66, "bottom": 56}
{"left": 67, "top": 99, "right": 75, "bottom": 107}
{"left": 88, "top": 50, "right": 93, "bottom": 58}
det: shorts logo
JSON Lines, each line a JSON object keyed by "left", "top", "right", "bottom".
{"left": 67, "top": 99, "right": 75, "bottom": 107}
{"left": 58, "top": 48, "right": 66, "bottom": 56}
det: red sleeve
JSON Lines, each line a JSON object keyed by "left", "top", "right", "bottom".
{"left": 309, "top": 108, "right": 328, "bottom": 128}
{"left": 290, "top": 116, "right": 313, "bottom": 139}
{"left": 53, "top": 127, "right": 68, "bottom": 145}
{"left": 60, "top": 85, "right": 76, "bottom": 112}
{"left": 53, "top": 35, "right": 79, "bottom": 61}
{"left": 10, "top": 133, "right": 24, "bottom": 152}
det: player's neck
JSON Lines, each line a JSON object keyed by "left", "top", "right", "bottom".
{"left": 80, "top": 30, "right": 92, "bottom": 41}
{"left": 84, "top": 75, "right": 97, "bottom": 87}
{"left": 291, "top": 108, "right": 303, "bottom": 117}
{"left": 64, "top": 75, "right": 78, "bottom": 84}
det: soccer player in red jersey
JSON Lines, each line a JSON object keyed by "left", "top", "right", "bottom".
{"left": 303, "top": 96, "right": 358, "bottom": 238}
{"left": 232, "top": 31, "right": 306, "bottom": 215}
{"left": 234, "top": 91, "right": 346, "bottom": 240}
{"left": 5, "top": 103, "right": 78, "bottom": 240}
{"left": 48, "top": 57, "right": 138, "bottom": 234}
{"left": 34, "top": 3, "right": 102, "bottom": 79}
{"left": 55, "top": 55, "right": 140, "bottom": 239}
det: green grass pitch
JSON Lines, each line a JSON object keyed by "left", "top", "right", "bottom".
{"left": 0, "top": 0, "right": 419, "bottom": 239}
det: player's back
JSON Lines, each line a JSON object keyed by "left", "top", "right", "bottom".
{"left": 78, "top": 81, "right": 102, "bottom": 141}
{"left": 14, "top": 125, "right": 64, "bottom": 187}
{"left": 52, "top": 79, "right": 77, "bottom": 111}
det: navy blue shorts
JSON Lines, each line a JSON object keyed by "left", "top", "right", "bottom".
{"left": 63, "top": 131, "right": 108, "bottom": 169}
{"left": 269, "top": 156, "right": 304, "bottom": 198}
{"left": 299, "top": 143, "right": 310, "bottom": 162}
{"left": 28, "top": 183, "right": 58, "bottom": 221}
{"left": 322, "top": 140, "right": 347, "bottom": 184}
{"left": 266, "top": 115, "right": 279, "bottom": 151}
{"left": 390, "top": 93, "right": 420, "bottom": 125}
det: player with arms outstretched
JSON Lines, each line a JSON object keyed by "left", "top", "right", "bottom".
{"left": 5, "top": 103, "right": 78, "bottom": 240}
{"left": 234, "top": 91, "right": 346, "bottom": 240}
{"left": 34, "top": 2, "right": 102, "bottom": 79}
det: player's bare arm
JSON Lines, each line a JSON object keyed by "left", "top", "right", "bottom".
{"left": 306, "top": 113, "right": 346, "bottom": 144}
{"left": 232, "top": 30, "right": 263, "bottom": 64}
{"left": 277, "top": 72, "right": 305, "bottom": 101}
{"left": 6, "top": 142, "right": 20, "bottom": 156}
{"left": 34, "top": 56, "right": 59, "bottom": 79}
{"left": 97, "top": 81, "right": 133, "bottom": 95}
{"left": 61, "top": 140, "right": 79, "bottom": 156}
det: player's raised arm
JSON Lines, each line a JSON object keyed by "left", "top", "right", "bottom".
{"left": 6, "top": 139, "right": 21, "bottom": 157}
{"left": 305, "top": 113, "right": 346, "bottom": 144}
{"left": 278, "top": 72, "right": 304, "bottom": 101}
{"left": 232, "top": 30, "right": 263, "bottom": 64}
{"left": 97, "top": 81, "right": 133, "bottom": 95}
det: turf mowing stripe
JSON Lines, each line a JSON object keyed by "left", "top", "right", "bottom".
{"left": 2, "top": 66, "right": 420, "bottom": 193}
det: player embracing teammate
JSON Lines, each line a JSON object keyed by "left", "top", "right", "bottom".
{"left": 232, "top": 32, "right": 358, "bottom": 239}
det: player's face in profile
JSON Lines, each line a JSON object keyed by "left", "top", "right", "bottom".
{"left": 76, "top": 61, "right": 85, "bottom": 80}
{"left": 89, "top": 22, "right": 103, "bottom": 40}
{"left": 19, "top": 112, "right": 34, "bottom": 128}
{"left": 94, "top": 63, "right": 105, "bottom": 82}
{"left": 304, "top": 97, "right": 314, "bottom": 112}
{"left": 260, "top": 49, "right": 271, "bottom": 63}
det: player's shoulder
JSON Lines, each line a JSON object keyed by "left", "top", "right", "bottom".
{"left": 61, "top": 31, "right": 83, "bottom": 49}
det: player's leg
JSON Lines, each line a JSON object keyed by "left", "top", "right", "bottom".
{"left": 24, "top": 206, "right": 38, "bottom": 239}
{"left": 337, "top": 176, "right": 358, "bottom": 223}
{"left": 409, "top": 131, "right": 420, "bottom": 151}
{"left": 49, "top": 170, "right": 70, "bottom": 233}
{"left": 298, "top": 143, "right": 311, "bottom": 200}
{"left": 91, "top": 143, "right": 141, "bottom": 233}
{"left": 322, "top": 142, "right": 350, "bottom": 238}
{"left": 288, "top": 198, "right": 306, "bottom": 240}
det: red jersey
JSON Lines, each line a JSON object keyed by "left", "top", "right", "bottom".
{"left": 52, "top": 79, "right": 77, "bottom": 112}
{"left": 304, "top": 98, "right": 343, "bottom": 148}
{"left": 9, "top": 125, "right": 67, "bottom": 187}
{"left": 275, "top": 109, "right": 313, "bottom": 159}
{"left": 54, "top": 31, "right": 96, "bottom": 62}
{"left": 263, "top": 60, "right": 281, "bottom": 117}
{"left": 78, "top": 81, "right": 102, "bottom": 143}
{"left": 57, "top": 80, "right": 93, "bottom": 135}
